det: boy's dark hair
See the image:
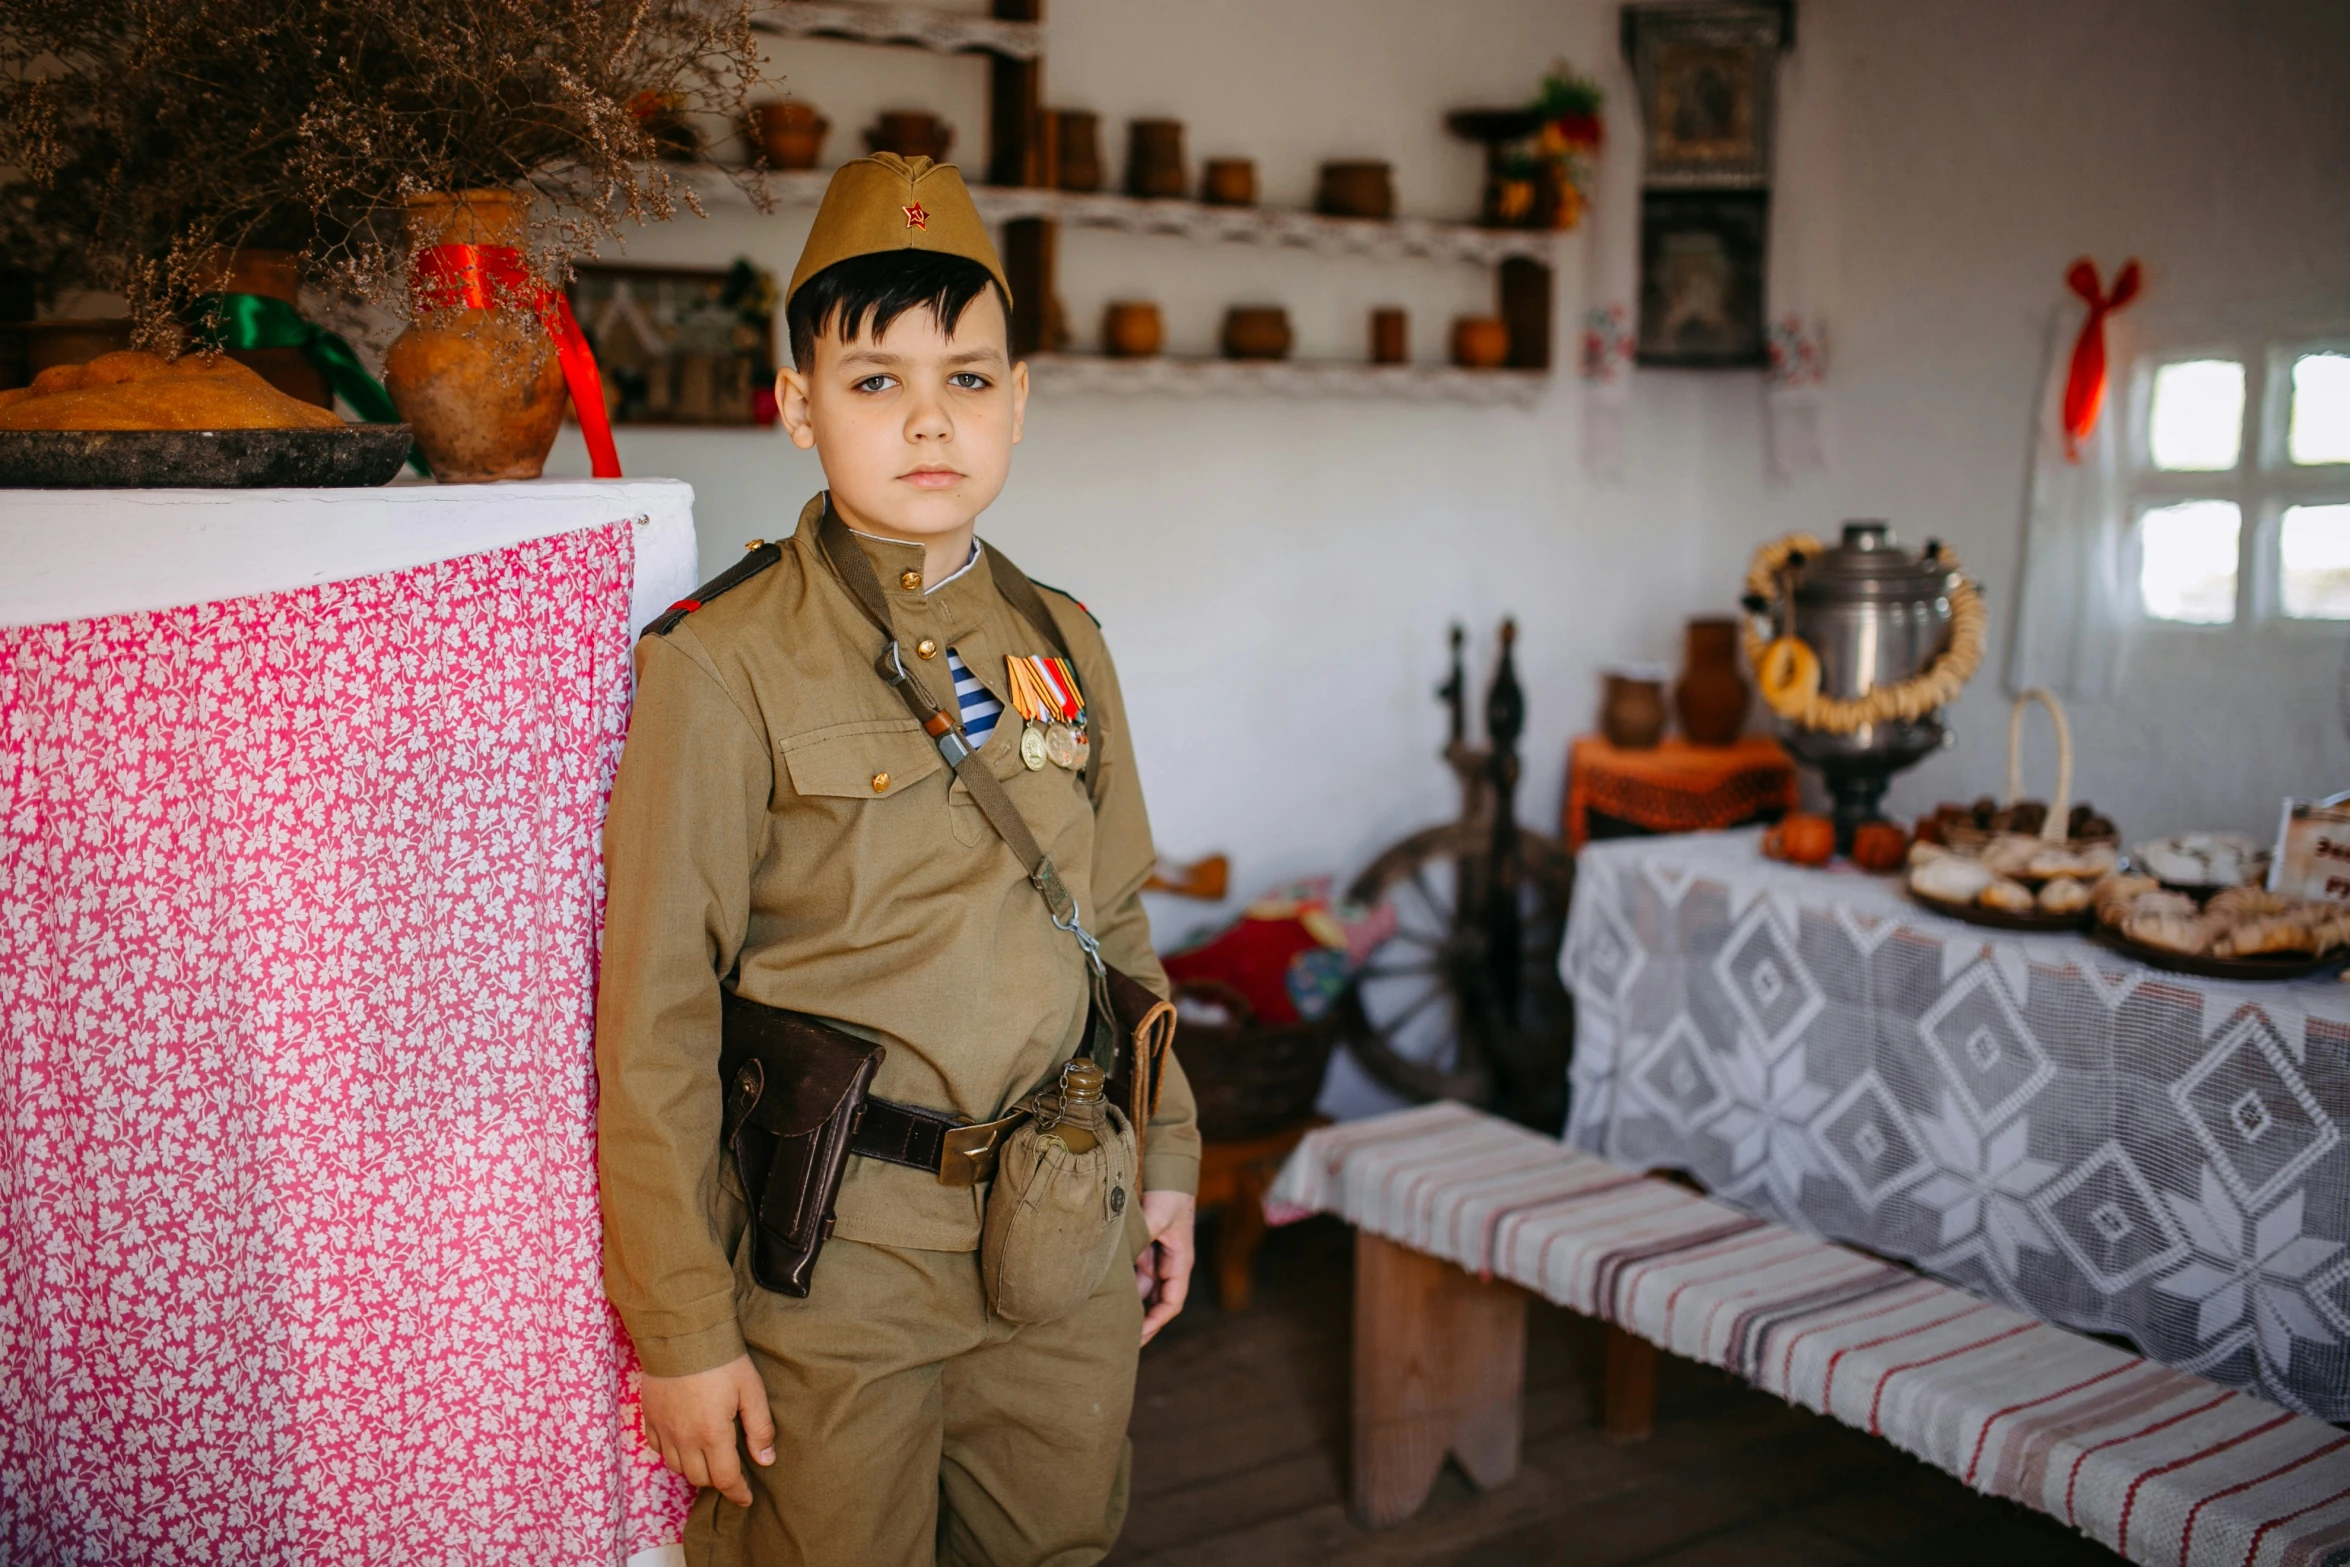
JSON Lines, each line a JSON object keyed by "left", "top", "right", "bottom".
{"left": 786, "top": 251, "right": 1011, "bottom": 371}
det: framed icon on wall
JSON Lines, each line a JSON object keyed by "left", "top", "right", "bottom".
{"left": 1635, "top": 189, "right": 1769, "bottom": 368}
{"left": 1624, "top": 2, "right": 1788, "bottom": 188}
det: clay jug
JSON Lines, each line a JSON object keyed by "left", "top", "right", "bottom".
{"left": 1675, "top": 616, "right": 1750, "bottom": 746}
{"left": 1600, "top": 669, "right": 1667, "bottom": 750}
{"left": 382, "top": 191, "right": 568, "bottom": 483}
{"left": 1102, "top": 301, "right": 1162, "bottom": 358}
{"left": 751, "top": 101, "right": 828, "bottom": 170}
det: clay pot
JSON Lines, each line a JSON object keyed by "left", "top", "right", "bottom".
{"left": 382, "top": 190, "right": 568, "bottom": 484}
{"left": 1200, "top": 158, "right": 1257, "bottom": 206}
{"left": 1600, "top": 670, "right": 1668, "bottom": 750}
{"left": 1316, "top": 160, "right": 1395, "bottom": 220}
{"left": 1369, "top": 307, "right": 1408, "bottom": 365}
{"left": 1674, "top": 616, "right": 1750, "bottom": 746}
{"left": 751, "top": 101, "right": 829, "bottom": 170}
{"left": 1765, "top": 814, "right": 1838, "bottom": 867}
{"left": 1221, "top": 306, "right": 1291, "bottom": 362}
{"left": 1126, "top": 119, "right": 1186, "bottom": 199}
{"left": 1451, "top": 316, "right": 1510, "bottom": 369}
{"left": 1050, "top": 110, "right": 1102, "bottom": 192}
{"left": 635, "top": 92, "right": 700, "bottom": 162}
{"left": 865, "top": 111, "right": 952, "bottom": 163}
{"left": 1102, "top": 301, "right": 1163, "bottom": 359}
{"left": 1849, "top": 821, "right": 1911, "bottom": 873}
{"left": 193, "top": 248, "right": 333, "bottom": 408}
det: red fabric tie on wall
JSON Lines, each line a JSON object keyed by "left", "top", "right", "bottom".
{"left": 411, "top": 244, "right": 624, "bottom": 479}
{"left": 2060, "top": 257, "right": 2142, "bottom": 463}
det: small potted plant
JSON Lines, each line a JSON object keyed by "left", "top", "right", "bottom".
{"left": 1447, "top": 62, "right": 1606, "bottom": 232}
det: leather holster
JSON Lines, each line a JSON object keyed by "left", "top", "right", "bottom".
{"left": 719, "top": 990, "right": 883, "bottom": 1298}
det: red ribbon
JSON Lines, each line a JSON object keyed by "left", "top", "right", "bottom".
{"left": 2060, "top": 257, "right": 2141, "bottom": 463}
{"left": 411, "top": 244, "right": 622, "bottom": 479}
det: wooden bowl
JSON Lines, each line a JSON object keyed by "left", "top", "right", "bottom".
{"left": 866, "top": 111, "right": 952, "bottom": 162}
{"left": 1451, "top": 315, "right": 1510, "bottom": 369}
{"left": 1221, "top": 306, "right": 1291, "bottom": 362}
{"left": 1316, "top": 160, "right": 1395, "bottom": 220}
{"left": 751, "top": 102, "right": 829, "bottom": 170}
{"left": 1200, "top": 157, "right": 1257, "bottom": 206}
{"left": 1102, "top": 301, "right": 1163, "bottom": 359}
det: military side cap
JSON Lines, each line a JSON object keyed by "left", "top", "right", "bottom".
{"left": 786, "top": 153, "right": 1010, "bottom": 305}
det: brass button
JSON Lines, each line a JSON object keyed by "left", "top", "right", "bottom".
{"left": 899, "top": 569, "right": 922, "bottom": 591}
{"left": 743, "top": 538, "right": 766, "bottom": 551}
{"left": 870, "top": 771, "right": 891, "bottom": 793}
{"left": 916, "top": 638, "right": 939, "bottom": 660}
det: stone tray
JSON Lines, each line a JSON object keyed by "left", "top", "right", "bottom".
{"left": 0, "top": 425, "right": 414, "bottom": 488}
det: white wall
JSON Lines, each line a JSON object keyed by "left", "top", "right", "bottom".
{"left": 550, "top": 0, "right": 2350, "bottom": 950}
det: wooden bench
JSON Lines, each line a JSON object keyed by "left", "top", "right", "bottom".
{"left": 1267, "top": 1103, "right": 2350, "bottom": 1566}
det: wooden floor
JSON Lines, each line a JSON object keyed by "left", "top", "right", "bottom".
{"left": 1111, "top": 1214, "right": 2124, "bottom": 1567}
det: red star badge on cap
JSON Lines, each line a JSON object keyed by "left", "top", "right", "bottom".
{"left": 903, "top": 202, "right": 929, "bottom": 230}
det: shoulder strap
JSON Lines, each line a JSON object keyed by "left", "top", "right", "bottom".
{"left": 980, "top": 542, "right": 1107, "bottom": 807}
{"left": 813, "top": 501, "right": 1112, "bottom": 991}
{"left": 643, "top": 541, "right": 783, "bottom": 638}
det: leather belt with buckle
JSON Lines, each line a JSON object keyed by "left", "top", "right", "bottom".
{"left": 850, "top": 1096, "right": 1025, "bottom": 1187}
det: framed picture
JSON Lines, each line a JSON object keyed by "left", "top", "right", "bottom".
{"left": 1636, "top": 190, "right": 1769, "bottom": 368}
{"left": 568, "top": 261, "right": 778, "bottom": 427}
{"left": 1625, "top": 2, "right": 1787, "bottom": 188}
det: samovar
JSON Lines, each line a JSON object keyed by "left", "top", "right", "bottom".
{"left": 1745, "top": 521, "right": 1964, "bottom": 849}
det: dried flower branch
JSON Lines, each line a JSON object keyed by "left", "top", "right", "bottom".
{"left": 0, "top": 0, "right": 769, "bottom": 337}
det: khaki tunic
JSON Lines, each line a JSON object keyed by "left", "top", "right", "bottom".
{"left": 596, "top": 494, "right": 1199, "bottom": 1380}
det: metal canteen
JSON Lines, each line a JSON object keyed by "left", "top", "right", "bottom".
{"left": 1770, "top": 520, "right": 1957, "bottom": 846}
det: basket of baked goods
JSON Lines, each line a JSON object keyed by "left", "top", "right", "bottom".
{"left": 1904, "top": 689, "right": 2120, "bottom": 930}
{"left": 2088, "top": 876, "right": 2348, "bottom": 980}
{"left": 0, "top": 350, "right": 413, "bottom": 488}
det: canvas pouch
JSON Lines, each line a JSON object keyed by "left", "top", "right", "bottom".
{"left": 979, "top": 1103, "right": 1137, "bottom": 1325}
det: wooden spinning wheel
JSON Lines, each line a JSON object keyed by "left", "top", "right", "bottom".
{"left": 1339, "top": 623, "right": 1577, "bottom": 1132}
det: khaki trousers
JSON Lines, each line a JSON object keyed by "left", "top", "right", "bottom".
{"left": 683, "top": 1216, "right": 1146, "bottom": 1567}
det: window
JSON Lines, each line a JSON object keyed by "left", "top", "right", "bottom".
{"left": 2131, "top": 344, "right": 2350, "bottom": 623}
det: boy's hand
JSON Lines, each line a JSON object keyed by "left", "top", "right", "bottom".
{"left": 1135, "top": 1189, "right": 1196, "bottom": 1346}
{"left": 640, "top": 1355, "right": 775, "bottom": 1507}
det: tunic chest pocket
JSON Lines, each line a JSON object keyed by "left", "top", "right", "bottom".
{"left": 779, "top": 721, "right": 944, "bottom": 803}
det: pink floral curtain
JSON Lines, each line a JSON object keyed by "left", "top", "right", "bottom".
{"left": 0, "top": 520, "right": 692, "bottom": 1562}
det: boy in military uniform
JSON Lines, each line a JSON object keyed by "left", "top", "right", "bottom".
{"left": 594, "top": 152, "right": 1199, "bottom": 1566}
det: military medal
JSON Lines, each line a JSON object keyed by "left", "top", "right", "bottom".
{"left": 1006, "top": 653, "right": 1088, "bottom": 770}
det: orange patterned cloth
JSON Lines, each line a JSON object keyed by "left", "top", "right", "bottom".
{"left": 1563, "top": 733, "right": 1797, "bottom": 851}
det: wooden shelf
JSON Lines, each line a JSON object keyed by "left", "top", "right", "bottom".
{"left": 699, "top": 169, "right": 1560, "bottom": 267}
{"left": 1023, "top": 354, "right": 1548, "bottom": 405}
{"left": 750, "top": 2, "right": 1043, "bottom": 59}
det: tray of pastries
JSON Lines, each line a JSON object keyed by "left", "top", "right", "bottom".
{"left": 1906, "top": 835, "right": 2115, "bottom": 930}
{"left": 2090, "top": 877, "right": 2349, "bottom": 980}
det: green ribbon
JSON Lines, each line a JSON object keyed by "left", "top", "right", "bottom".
{"left": 191, "top": 293, "right": 426, "bottom": 472}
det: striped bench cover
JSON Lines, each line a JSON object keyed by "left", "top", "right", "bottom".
{"left": 1266, "top": 1103, "right": 2350, "bottom": 1567}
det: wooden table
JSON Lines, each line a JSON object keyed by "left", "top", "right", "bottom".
{"left": 1561, "top": 733, "right": 1797, "bottom": 852}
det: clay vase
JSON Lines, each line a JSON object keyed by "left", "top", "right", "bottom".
{"left": 196, "top": 248, "right": 332, "bottom": 408}
{"left": 1102, "top": 301, "right": 1163, "bottom": 358}
{"left": 1200, "top": 157, "right": 1257, "bottom": 206}
{"left": 866, "top": 112, "right": 952, "bottom": 162}
{"left": 1451, "top": 316, "right": 1510, "bottom": 369}
{"left": 1126, "top": 119, "right": 1187, "bottom": 199}
{"left": 382, "top": 191, "right": 568, "bottom": 483}
{"left": 1675, "top": 616, "right": 1750, "bottom": 746}
{"left": 1369, "top": 307, "right": 1408, "bottom": 365}
{"left": 1221, "top": 306, "right": 1292, "bottom": 362}
{"left": 1051, "top": 110, "right": 1103, "bottom": 192}
{"left": 751, "top": 101, "right": 828, "bottom": 170}
{"left": 1600, "top": 671, "right": 1668, "bottom": 750}
{"left": 1316, "top": 160, "right": 1395, "bottom": 219}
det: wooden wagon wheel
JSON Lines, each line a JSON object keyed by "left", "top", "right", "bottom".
{"left": 1338, "top": 820, "right": 1577, "bottom": 1131}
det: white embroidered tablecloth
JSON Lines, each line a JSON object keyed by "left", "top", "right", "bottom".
{"left": 0, "top": 483, "right": 698, "bottom": 1564}
{"left": 1561, "top": 829, "right": 2350, "bottom": 1420}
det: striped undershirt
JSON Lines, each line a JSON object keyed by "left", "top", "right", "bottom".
{"left": 949, "top": 648, "right": 1003, "bottom": 747}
